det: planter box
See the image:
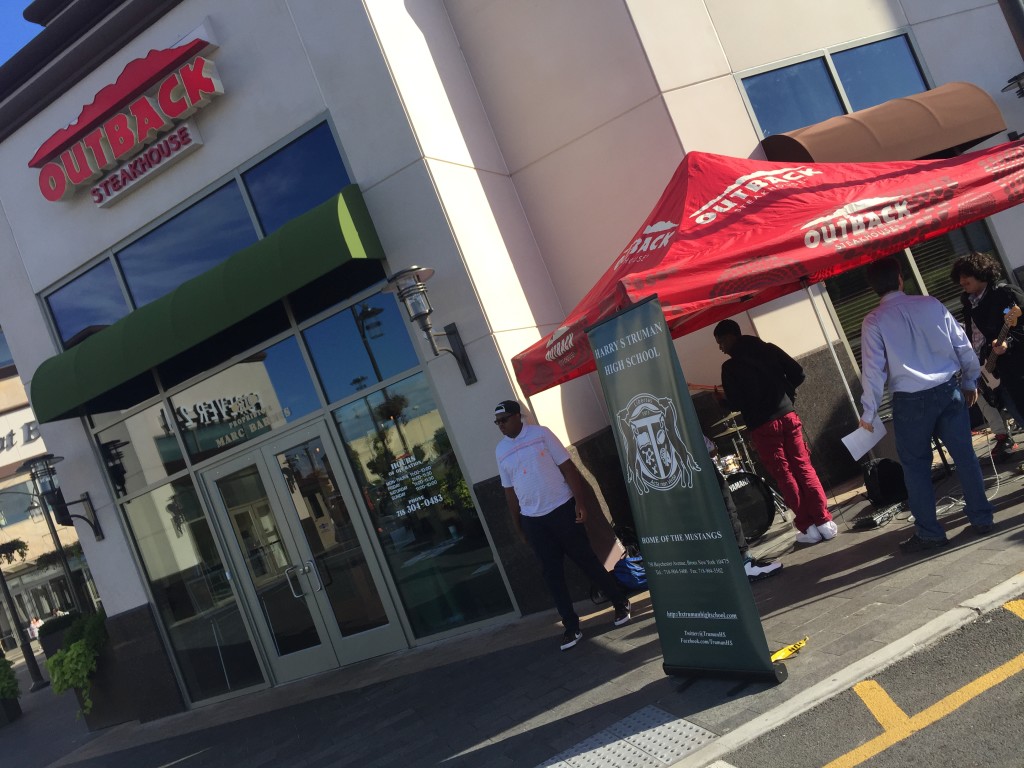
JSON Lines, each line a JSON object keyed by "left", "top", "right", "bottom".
{"left": 0, "top": 697, "right": 21, "bottom": 726}
{"left": 78, "top": 643, "right": 134, "bottom": 732}
{"left": 39, "top": 628, "right": 69, "bottom": 660}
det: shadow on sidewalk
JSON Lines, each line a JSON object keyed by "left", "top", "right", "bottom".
{"left": 0, "top": 647, "right": 94, "bottom": 768}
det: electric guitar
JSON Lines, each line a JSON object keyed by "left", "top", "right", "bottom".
{"left": 979, "top": 304, "right": 1022, "bottom": 390}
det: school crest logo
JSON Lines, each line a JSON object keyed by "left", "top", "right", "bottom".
{"left": 616, "top": 393, "right": 700, "bottom": 494}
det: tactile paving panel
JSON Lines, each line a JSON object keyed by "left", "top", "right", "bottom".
{"left": 536, "top": 705, "right": 718, "bottom": 768}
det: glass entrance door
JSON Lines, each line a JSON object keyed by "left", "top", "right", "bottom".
{"left": 202, "top": 422, "right": 406, "bottom": 683}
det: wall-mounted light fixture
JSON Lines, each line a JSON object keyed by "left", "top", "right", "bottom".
{"left": 17, "top": 454, "right": 103, "bottom": 541}
{"left": 1002, "top": 72, "right": 1024, "bottom": 99}
{"left": 384, "top": 266, "right": 477, "bottom": 385}
{"left": 16, "top": 454, "right": 101, "bottom": 615}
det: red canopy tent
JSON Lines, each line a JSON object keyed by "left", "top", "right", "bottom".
{"left": 513, "top": 140, "right": 1024, "bottom": 396}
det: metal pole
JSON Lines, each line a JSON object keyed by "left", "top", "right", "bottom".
{"left": 998, "top": 0, "right": 1024, "bottom": 63}
{"left": 802, "top": 279, "right": 861, "bottom": 419}
{"left": 0, "top": 567, "right": 48, "bottom": 691}
{"left": 30, "top": 471, "right": 85, "bottom": 615}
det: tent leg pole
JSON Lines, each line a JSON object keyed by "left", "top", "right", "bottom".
{"left": 802, "top": 279, "right": 860, "bottom": 421}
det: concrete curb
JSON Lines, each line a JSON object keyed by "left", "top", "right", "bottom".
{"left": 669, "top": 570, "right": 1024, "bottom": 768}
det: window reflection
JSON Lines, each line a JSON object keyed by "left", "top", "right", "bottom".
{"left": 47, "top": 260, "right": 129, "bottom": 348}
{"left": 273, "top": 437, "right": 388, "bottom": 635}
{"left": 123, "top": 478, "right": 264, "bottom": 701}
{"left": 832, "top": 36, "right": 926, "bottom": 112}
{"left": 304, "top": 294, "right": 418, "bottom": 403}
{"left": 170, "top": 336, "right": 319, "bottom": 465}
{"left": 117, "top": 183, "right": 258, "bottom": 307}
{"left": 743, "top": 58, "right": 844, "bottom": 137}
{"left": 243, "top": 122, "right": 350, "bottom": 236}
{"left": 334, "top": 372, "right": 511, "bottom": 637}
{"left": 0, "top": 329, "right": 14, "bottom": 378}
{"left": 96, "top": 402, "right": 184, "bottom": 498}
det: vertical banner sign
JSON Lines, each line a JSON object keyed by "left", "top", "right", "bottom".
{"left": 588, "top": 297, "right": 784, "bottom": 682}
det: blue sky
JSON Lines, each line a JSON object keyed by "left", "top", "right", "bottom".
{"left": 0, "top": 7, "right": 41, "bottom": 66}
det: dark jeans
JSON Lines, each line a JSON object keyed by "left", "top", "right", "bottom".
{"left": 892, "top": 378, "right": 994, "bottom": 540}
{"left": 521, "top": 498, "right": 627, "bottom": 632}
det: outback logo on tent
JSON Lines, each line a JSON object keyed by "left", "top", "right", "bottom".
{"left": 617, "top": 394, "right": 700, "bottom": 494}
{"left": 614, "top": 220, "right": 678, "bottom": 269}
{"left": 801, "top": 196, "right": 910, "bottom": 249}
{"left": 545, "top": 325, "right": 576, "bottom": 363}
{"left": 690, "top": 167, "right": 822, "bottom": 225}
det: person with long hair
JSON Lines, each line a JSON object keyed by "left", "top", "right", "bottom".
{"left": 950, "top": 251, "right": 1024, "bottom": 460}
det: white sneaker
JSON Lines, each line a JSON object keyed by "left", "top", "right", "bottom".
{"left": 816, "top": 520, "right": 838, "bottom": 540}
{"left": 744, "top": 558, "right": 783, "bottom": 581}
{"left": 795, "top": 525, "right": 823, "bottom": 544}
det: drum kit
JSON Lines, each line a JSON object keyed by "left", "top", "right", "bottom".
{"left": 709, "top": 411, "right": 789, "bottom": 543}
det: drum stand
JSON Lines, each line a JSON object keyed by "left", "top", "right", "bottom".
{"left": 712, "top": 415, "right": 791, "bottom": 525}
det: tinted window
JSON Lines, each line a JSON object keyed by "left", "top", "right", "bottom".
{"left": 117, "top": 183, "right": 258, "bottom": 307}
{"left": 832, "top": 36, "right": 926, "bottom": 112}
{"left": 169, "top": 336, "right": 319, "bottom": 465}
{"left": 303, "top": 294, "right": 418, "bottom": 403}
{"left": 242, "top": 123, "right": 351, "bottom": 236}
{"left": 96, "top": 402, "right": 184, "bottom": 498}
{"left": 123, "top": 478, "right": 264, "bottom": 701}
{"left": 0, "top": 330, "right": 14, "bottom": 377}
{"left": 333, "top": 372, "right": 512, "bottom": 637}
{"left": 0, "top": 482, "right": 38, "bottom": 527}
{"left": 47, "top": 260, "right": 129, "bottom": 347}
{"left": 743, "top": 58, "right": 844, "bottom": 136}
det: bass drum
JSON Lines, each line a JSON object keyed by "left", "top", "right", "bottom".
{"left": 725, "top": 471, "right": 774, "bottom": 544}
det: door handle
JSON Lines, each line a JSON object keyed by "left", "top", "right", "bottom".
{"left": 284, "top": 565, "right": 303, "bottom": 598}
{"left": 305, "top": 560, "right": 324, "bottom": 593}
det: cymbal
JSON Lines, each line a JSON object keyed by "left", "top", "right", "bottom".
{"left": 710, "top": 411, "right": 742, "bottom": 427}
{"left": 713, "top": 425, "right": 746, "bottom": 438}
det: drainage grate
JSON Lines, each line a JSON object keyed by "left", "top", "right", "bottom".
{"left": 537, "top": 705, "right": 718, "bottom": 768}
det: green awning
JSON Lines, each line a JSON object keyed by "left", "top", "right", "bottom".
{"left": 31, "top": 185, "right": 385, "bottom": 423}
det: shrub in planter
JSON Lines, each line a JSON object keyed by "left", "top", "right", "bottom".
{"left": 0, "top": 656, "right": 20, "bottom": 698}
{"left": 37, "top": 611, "right": 81, "bottom": 640}
{"left": 0, "top": 656, "right": 21, "bottom": 724}
{"left": 37, "top": 611, "right": 82, "bottom": 658}
{"left": 46, "top": 611, "right": 106, "bottom": 716}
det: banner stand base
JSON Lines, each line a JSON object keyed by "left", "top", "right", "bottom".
{"left": 663, "top": 661, "right": 788, "bottom": 684}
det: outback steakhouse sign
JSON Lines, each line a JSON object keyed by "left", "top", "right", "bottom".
{"left": 29, "top": 37, "right": 222, "bottom": 206}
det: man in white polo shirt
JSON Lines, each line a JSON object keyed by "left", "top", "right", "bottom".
{"left": 494, "top": 400, "right": 631, "bottom": 650}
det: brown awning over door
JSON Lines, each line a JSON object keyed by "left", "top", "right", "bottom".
{"left": 760, "top": 81, "right": 1006, "bottom": 163}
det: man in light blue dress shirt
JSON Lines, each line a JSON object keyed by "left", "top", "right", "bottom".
{"left": 858, "top": 257, "right": 994, "bottom": 553}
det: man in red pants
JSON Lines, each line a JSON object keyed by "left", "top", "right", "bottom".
{"left": 713, "top": 320, "right": 836, "bottom": 546}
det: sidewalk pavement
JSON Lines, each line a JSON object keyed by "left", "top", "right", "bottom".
{"left": 2, "top": 443, "right": 1023, "bottom": 768}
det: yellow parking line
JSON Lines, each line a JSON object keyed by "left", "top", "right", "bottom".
{"left": 824, "top": 601, "right": 1024, "bottom": 768}
{"left": 851, "top": 680, "right": 909, "bottom": 730}
{"left": 1004, "top": 600, "right": 1024, "bottom": 620}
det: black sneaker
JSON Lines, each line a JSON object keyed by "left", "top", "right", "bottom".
{"left": 898, "top": 533, "right": 950, "bottom": 553}
{"left": 560, "top": 628, "right": 582, "bottom": 651}
{"left": 971, "top": 522, "right": 995, "bottom": 535}
{"left": 992, "top": 437, "right": 1019, "bottom": 462}
{"left": 613, "top": 601, "right": 631, "bottom": 627}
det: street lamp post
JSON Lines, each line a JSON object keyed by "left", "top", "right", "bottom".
{"left": 17, "top": 455, "right": 86, "bottom": 614}
{"left": 0, "top": 542, "right": 48, "bottom": 691}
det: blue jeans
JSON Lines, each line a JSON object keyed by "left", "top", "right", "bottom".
{"left": 892, "top": 378, "right": 994, "bottom": 540}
